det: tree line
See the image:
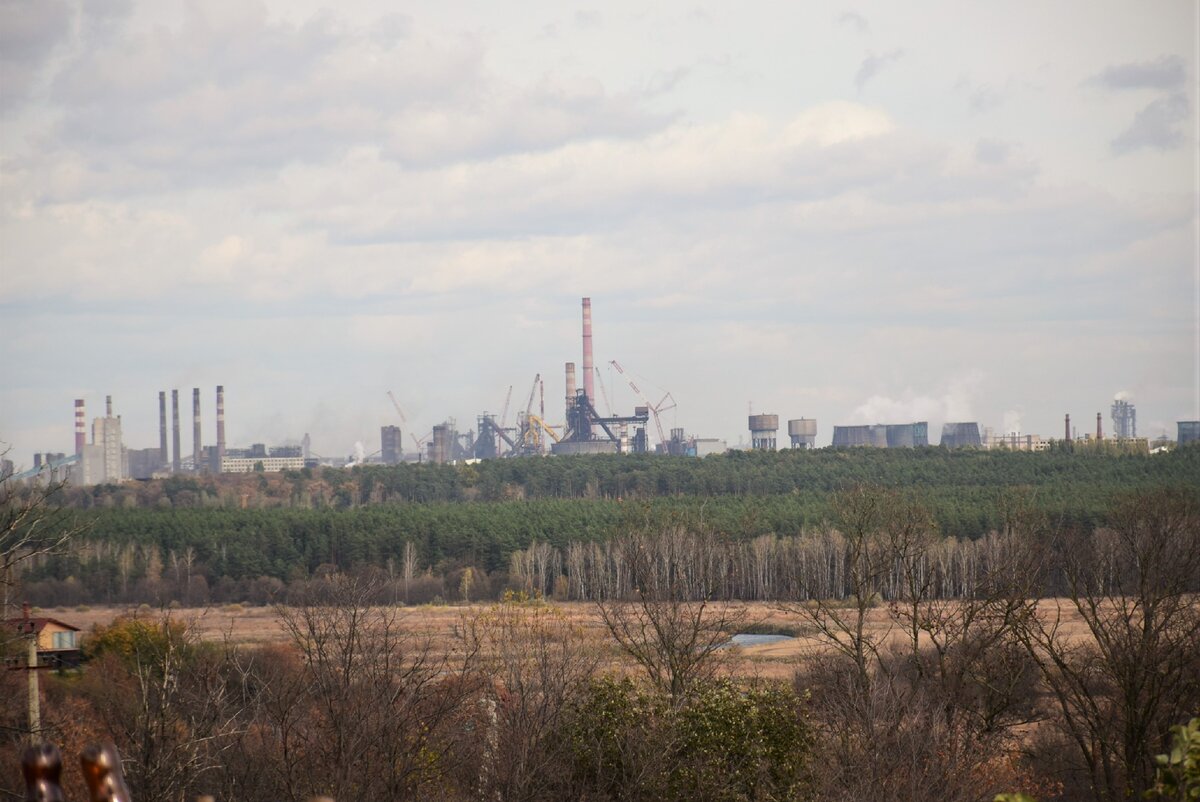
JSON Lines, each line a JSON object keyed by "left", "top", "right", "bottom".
{"left": 3, "top": 485, "right": 1197, "bottom": 801}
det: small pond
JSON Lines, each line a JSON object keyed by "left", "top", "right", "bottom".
{"left": 723, "top": 633, "right": 795, "bottom": 648}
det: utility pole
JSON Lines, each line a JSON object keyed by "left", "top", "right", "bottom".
{"left": 11, "top": 603, "right": 41, "bottom": 744}
{"left": 27, "top": 629, "right": 40, "bottom": 744}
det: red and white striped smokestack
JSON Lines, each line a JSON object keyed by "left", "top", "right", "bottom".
{"left": 158, "top": 391, "right": 168, "bottom": 465}
{"left": 565, "top": 363, "right": 576, "bottom": 411}
{"left": 74, "top": 399, "right": 86, "bottom": 454}
{"left": 581, "top": 297, "right": 595, "bottom": 407}
{"left": 192, "top": 388, "right": 201, "bottom": 472}
{"left": 216, "top": 385, "right": 225, "bottom": 467}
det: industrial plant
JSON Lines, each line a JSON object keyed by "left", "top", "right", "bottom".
{"left": 6, "top": 299, "right": 1194, "bottom": 486}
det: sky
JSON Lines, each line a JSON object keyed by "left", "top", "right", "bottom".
{"left": 1, "top": 0, "right": 1196, "bottom": 464}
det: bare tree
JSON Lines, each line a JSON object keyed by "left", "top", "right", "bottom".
{"left": 458, "top": 595, "right": 600, "bottom": 802}
{"left": 81, "top": 612, "right": 247, "bottom": 802}
{"left": 0, "top": 464, "right": 90, "bottom": 619}
{"left": 785, "top": 486, "right": 1044, "bottom": 802}
{"left": 1018, "top": 487, "right": 1200, "bottom": 801}
{"left": 594, "top": 525, "right": 743, "bottom": 703}
{"left": 261, "top": 573, "right": 482, "bottom": 801}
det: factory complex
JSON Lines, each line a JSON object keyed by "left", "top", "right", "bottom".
{"left": 7, "top": 299, "right": 1196, "bottom": 486}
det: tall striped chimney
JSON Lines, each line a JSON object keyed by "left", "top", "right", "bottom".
{"left": 192, "top": 388, "right": 201, "bottom": 472}
{"left": 171, "top": 390, "right": 181, "bottom": 473}
{"left": 216, "top": 385, "right": 226, "bottom": 470}
{"left": 74, "top": 399, "right": 86, "bottom": 454}
{"left": 158, "top": 391, "right": 168, "bottom": 466}
{"left": 581, "top": 297, "right": 595, "bottom": 407}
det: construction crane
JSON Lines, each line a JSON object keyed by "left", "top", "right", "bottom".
{"left": 528, "top": 415, "right": 561, "bottom": 443}
{"left": 610, "top": 360, "right": 676, "bottom": 445}
{"left": 499, "top": 385, "right": 513, "bottom": 429}
{"left": 386, "top": 391, "right": 407, "bottom": 424}
{"left": 594, "top": 366, "right": 614, "bottom": 416}
{"left": 524, "top": 373, "right": 540, "bottom": 420}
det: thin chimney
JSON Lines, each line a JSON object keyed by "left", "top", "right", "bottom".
{"left": 171, "top": 390, "right": 181, "bottom": 473}
{"left": 1096, "top": 412, "right": 1102, "bottom": 441}
{"left": 105, "top": 395, "right": 112, "bottom": 417}
{"left": 74, "top": 399, "right": 86, "bottom": 454}
{"left": 1064, "top": 413, "right": 1071, "bottom": 443}
{"left": 216, "top": 385, "right": 226, "bottom": 471}
{"left": 192, "top": 388, "right": 202, "bottom": 472}
{"left": 565, "top": 363, "right": 577, "bottom": 412}
{"left": 159, "top": 392, "right": 168, "bottom": 466}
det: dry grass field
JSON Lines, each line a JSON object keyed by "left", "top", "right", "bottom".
{"left": 41, "top": 599, "right": 1104, "bottom": 681}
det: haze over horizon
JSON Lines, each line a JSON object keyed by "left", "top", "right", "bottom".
{"left": 1, "top": 1, "right": 1196, "bottom": 464}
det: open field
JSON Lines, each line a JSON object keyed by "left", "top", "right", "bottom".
{"left": 43, "top": 599, "right": 1105, "bottom": 681}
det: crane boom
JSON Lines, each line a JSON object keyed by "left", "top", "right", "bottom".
{"left": 386, "top": 391, "right": 407, "bottom": 424}
{"left": 610, "top": 360, "right": 667, "bottom": 444}
{"left": 594, "top": 366, "right": 613, "bottom": 416}
{"left": 524, "top": 373, "right": 540, "bottom": 418}
{"left": 499, "top": 385, "right": 513, "bottom": 429}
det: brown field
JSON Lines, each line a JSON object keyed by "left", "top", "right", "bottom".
{"left": 41, "top": 599, "right": 1101, "bottom": 681}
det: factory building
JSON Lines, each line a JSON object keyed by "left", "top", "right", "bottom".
{"left": 1112, "top": 398, "right": 1136, "bottom": 439}
{"left": 832, "top": 422, "right": 929, "bottom": 448}
{"left": 381, "top": 425, "right": 403, "bottom": 464}
{"left": 1179, "top": 421, "right": 1200, "bottom": 446}
{"left": 78, "top": 396, "right": 125, "bottom": 485}
{"left": 221, "top": 456, "right": 306, "bottom": 473}
{"left": 940, "top": 422, "right": 982, "bottom": 448}
{"left": 981, "top": 429, "right": 1048, "bottom": 451}
{"left": 126, "top": 448, "right": 164, "bottom": 480}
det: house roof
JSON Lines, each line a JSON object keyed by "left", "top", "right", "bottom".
{"left": 6, "top": 616, "right": 81, "bottom": 635}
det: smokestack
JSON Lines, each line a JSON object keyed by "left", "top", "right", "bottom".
{"left": 158, "top": 392, "right": 168, "bottom": 466}
{"left": 105, "top": 395, "right": 112, "bottom": 417}
{"left": 581, "top": 297, "right": 595, "bottom": 408}
{"left": 192, "top": 388, "right": 201, "bottom": 472}
{"left": 216, "top": 385, "right": 226, "bottom": 469}
{"left": 74, "top": 399, "right": 86, "bottom": 454}
{"left": 1064, "top": 413, "right": 1071, "bottom": 443}
{"left": 172, "top": 390, "right": 181, "bottom": 473}
{"left": 565, "top": 363, "right": 577, "bottom": 411}
{"left": 1096, "top": 412, "right": 1102, "bottom": 441}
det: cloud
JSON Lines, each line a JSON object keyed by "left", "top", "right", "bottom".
{"left": 0, "top": 0, "right": 74, "bottom": 109}
{"left": 10, "top": 4, "right": 670, "bottom": 197}
{"left": 1089, "top": 55, "right": 1187, "bottom": 91}
{"left": 1111, "top": 92, "right": 1189, "bottom": 153}
{"left": 974, "top": 138, "right": 1010, "bottom": 165}
{"left": 852, "top": 372, "right": 984, "bottom": 425}
{"left": 854, "top": 49, "right": 903, "bottom": 92}
{"left": 838, "top": 11, "right": 869, "bottom": 33}
{"left": 968, "top": 85, "right": 1003, "bottom": 114}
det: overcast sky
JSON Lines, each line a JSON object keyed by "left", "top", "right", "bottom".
{"left": 1, "top": 0, "right": 1196, "bottom": 463}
